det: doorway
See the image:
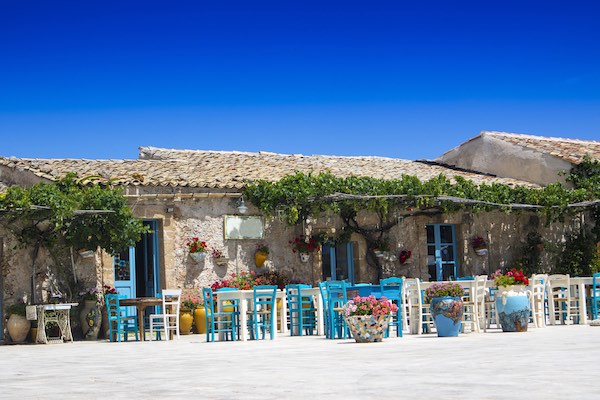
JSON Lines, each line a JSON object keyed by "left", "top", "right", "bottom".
{"left": 321, "top": 242, "right": 355, "bottom": 284}
{"left": 426, "top": 224, "right": 458, "bottom": 281}
{"left": 113, "top": 220, "right": 161, "bottom": 298}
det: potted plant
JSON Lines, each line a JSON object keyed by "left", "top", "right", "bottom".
{"left": 211, "top": 248, "right": 228, "bottom": 267}
{"left": 187, "top": 237, "right": 208, "bottom": 262}
{"left": 492, "top": 268, "right": 530, "bottom": 332}
{"left": 255, "top": 243, "right": 269, "bottom": 267}
{"left": 425, "top": 282, "right": 465, "bottom": 337}
{"left": 471, "top": 236, "right": 488, "bottom": 256}
{"left": 289, "top": 235, "right": 318, "bottom": 262}
{"left": 180, "top": 292, "right": 203, "bottom": 335}
{"left": 399, "top": 249, "right": 412, "bottom": 264}
{"left": 341, "top": 295, "right": 397, "bottom": 343}
{"left": 6, "top": 302, "right": 31, "bottom": 343}
{"left": 79, "top": 287, "right": 102, "bottom": 340}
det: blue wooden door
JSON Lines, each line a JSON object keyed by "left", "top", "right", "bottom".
{"left": 321, "top": 242, "right": 355, "bottom": 284}
{"left": 114, "top": 247, "right": 136, "bottom": 299}
{"left": 426, "top": 224, "right": 458, "bottom": 281}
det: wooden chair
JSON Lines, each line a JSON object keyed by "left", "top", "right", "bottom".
{"left": 149, "top": 289, "right": 181, "bottom": 341}
{"left": 379, "top": 277, "right": 404, "bottom": 337}
{"left": 247, "top": 285, "right": 278, "bottom": 340}
{"left": 286, "top": 284, "right": 317, "bottom": 336}
{"left": 202, "top": 287, "right": 238, "bottom": 342}
{"left": 105, "top": 294, "right": 139, "bottom": 342}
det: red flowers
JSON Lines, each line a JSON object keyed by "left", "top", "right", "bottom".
{"left": 187, "top": 237, "right": 208, "bottom": 253}
{"left": 399, "top": 250, "right": 412, "bottom": 264}
{"left": 506, "top": 268, "right": 529, "bottom": 285}
{"left": 289, "top": 236, "right": 319, "bottom": 254}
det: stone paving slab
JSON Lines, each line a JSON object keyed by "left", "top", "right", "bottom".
{"left": 1, "top": 325, "right": 599, "bottom": 400}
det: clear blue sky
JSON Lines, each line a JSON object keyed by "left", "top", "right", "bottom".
{"left": 1, "top": 0, "right": 599, "bottom": 160}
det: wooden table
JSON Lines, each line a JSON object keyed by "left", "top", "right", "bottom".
{"left": 120, "top": 297, "right": 162, "bottom": 341}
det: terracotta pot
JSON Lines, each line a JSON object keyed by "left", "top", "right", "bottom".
{"left": 7, "top": 314, "right": 31, "bottom": 343}
{"left": 255, "top": 250, "right": 268, "bottom": 267}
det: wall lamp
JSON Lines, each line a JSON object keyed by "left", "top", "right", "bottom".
{"left": 237, "top": 197, "right": 248, "bottom": 214}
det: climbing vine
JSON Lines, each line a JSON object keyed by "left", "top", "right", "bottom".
{"left": 0, "top": 173, "right": 148, "bottom": 302}
{"left": 244, "top": 166, "right": 600, "bottom": 278}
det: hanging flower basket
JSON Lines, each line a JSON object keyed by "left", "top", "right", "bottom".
{"left": 190, "top": 252, "right": 206, "bottom": 262}
{"left": 475, "top": 248, "right": 488, "bottom": 256}
{"left": 215, "top": 256, "right": 228, "bottom": 266}
{"left": 78, "top": 249, "right": 95, "bottom": 258}
{"left": 299, "top": 252, "right": 310, "bottom": 263}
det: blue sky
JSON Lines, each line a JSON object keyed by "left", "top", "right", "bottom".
{"left": 1, "top": 0, "right": 599, "bottom": 160}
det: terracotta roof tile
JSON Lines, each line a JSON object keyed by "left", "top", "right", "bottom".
{"left": 484, "top": 131, "right": 600, "bottom": 164}
{"left": 0, "top": 148, "right": 536, "bottom": 189}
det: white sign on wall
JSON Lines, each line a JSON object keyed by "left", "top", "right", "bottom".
{"left": 223, "top": 215, "right": 264, "bottom": 240}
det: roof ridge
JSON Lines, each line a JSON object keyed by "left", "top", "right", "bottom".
{"left": 483, "top": 130, "right": 600, "bottom": 144}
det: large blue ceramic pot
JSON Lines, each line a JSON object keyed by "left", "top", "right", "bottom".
{"left": 495, "top": 285, "right": 530, "bottom": 332}
{"left": 430, "top": 296, "right": 464, "bottom": 337}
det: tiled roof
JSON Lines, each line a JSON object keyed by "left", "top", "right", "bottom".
{"left": 483, "top": 131, "right": 600, "bottom": 164}
{"left": 0, "top": 148, "right": 535, "bottom": 190}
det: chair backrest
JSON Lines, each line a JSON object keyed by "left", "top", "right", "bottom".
{"left": 379, "top": 277, "right": 403, "bottom": 302}
{"left": 473, "top": 275, "right": 488, "bottom": 308}
{"left": 404, "top": 278, "right": 423, "bottom": 307}
{"left": 325, "top": 280, "right": 347, "bottom": 307}
{"left": 593, "top": 273, "right": 600, "bottom": 298}
{"left": 105, "top": 294, "right": 122, "bottom": 321}
{"left": 202, "top": 288, "right": 215, "bottom": 315}
{"left": 530, "top": 274, "right": 548, "bottom": 298}
{"left": 547, "top": 274, "right": 570, "bottom": 299}
{"left": 162, "top": 289, "right": 182, "bottom": 315}
{"left": 253, "top": 285, "right": 277, "bottom": 312}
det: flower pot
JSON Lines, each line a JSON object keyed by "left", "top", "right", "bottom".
{"left": 215, "top": 256, "right": 228, "bottom": 267}
{"left": 299, "top": 252, "right": 310, "bottom": 263}
{"left": 190, "top": 252, "right": 206, "bottom": 262}
{"left": 430, "top": 296, "right": 464, "bottom": 337}
{"left": 495, "top": 285, "right": 530, "bottom": 332}
{"left": 255, "top": 250, "right": 268, "bottom": 267}
{"left": 179, "top": 309, "right": 194, "bottom": 335}
{"left": 344, "top": 314, "right": 390, "bottom": 343}
{"left": 194, "top": 307, "right": 207, "bottom": 334}
{"left": 7, "top": 314, "right": 31, "bottom": 343}
{"left": 80, "top": 300, "right": 101, "bottom": 340}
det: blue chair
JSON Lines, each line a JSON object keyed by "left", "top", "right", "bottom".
{"left": 456, "top": 276, "right": 475, "bottom": 281}
{"left": 318, "top": 282, "right": 330, "bottom": 337}
{"left": 325, "top": 280, "right": 348, "bottom": 339}
{"left": 379, "top": 277, "right": 404, "bottom": 337}
{"left": 105, "top": 294, "right": 139, "bottom": 342}
{"left": 215, "top": 287, "right": 241, "bottom": 332}
{"left": 591, "top": 273, "right": 600, "bottom": 320}
{"left": 286, "top": 284, "right": 317, "bottom": 336}
{"left": 202, "top": 288, "right": 238, "bottom": 342}
{"left": 247, "top": 285, "right": 278, "bottom": 340}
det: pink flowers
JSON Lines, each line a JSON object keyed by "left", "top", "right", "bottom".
{"left": 342, "top": 295, "right": 398, "bottom": 317}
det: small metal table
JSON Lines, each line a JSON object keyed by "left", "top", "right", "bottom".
{"left": 28, "top": 303, "right": 79, "bottom": 344}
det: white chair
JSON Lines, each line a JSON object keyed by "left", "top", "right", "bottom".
{"left": 547, "top": 274, "right": 578, "bottom": 325}
{"left": 461, "top": 275, "right": 487, "bottom": 333}
{"left": 405, "top": 279, "right": 433, "bottom": 334}
{"left": 530, "top": 274, "right": 548, "bottom": 328}
{"left": 149, "top": 289, "right": 182, "bottom": 341}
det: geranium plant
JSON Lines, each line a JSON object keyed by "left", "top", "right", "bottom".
{"left": 181, "top": 292, "right": 203, "bottom": 310}
{"left": 425, "top": 282, "right": 464, "bottom": 302}
{"left": 471, "top": 236, "right": 486, "bottom": 250}
{"left": 187, "top": 237, "right": 208, "bottom": 253}
{"left": 80, "top": 287, "right": 101, "bottom": 302}
{"left": 211, "top": 248, "right": 224, "bottom": 258}
{"left": 494, "top": 268, "right": 529, "bottom": 287}
{"left": 399, "top": 249, "right": 411, "bottom": 264}
{"left": 211, "top": 271, "right": 259, "bottom": 291}
{"left": 289, "top": 235, "right": 319, "bottom": 254}
{"left": 342, "top": 295, "right": 398, "bottom": 317}
{"left": 256, "top": 243, "right": 269, "bottom": 254}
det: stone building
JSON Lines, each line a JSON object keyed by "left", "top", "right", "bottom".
{"left": 0, "top": 133, "right": 595, "bottom": 328}
{"left": 437, "top": 131, "right": 600, "bottom": 186}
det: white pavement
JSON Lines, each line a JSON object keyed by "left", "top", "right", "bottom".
{"left": 1, "top": 325, "right": 599, "bottom": 400}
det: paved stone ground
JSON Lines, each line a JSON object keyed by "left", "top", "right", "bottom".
{"left": 1, "top": 325, "right": 599, "bottom": 400}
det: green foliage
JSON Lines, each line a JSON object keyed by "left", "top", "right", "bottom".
{"left": 243, "top": 171, "right": 594, "bottom": 224}
{"left": 6, "top": 302, "right": 27, "bottom": 317}
{"left": 0, "top": 173, "right": 147, "bottom": 254}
